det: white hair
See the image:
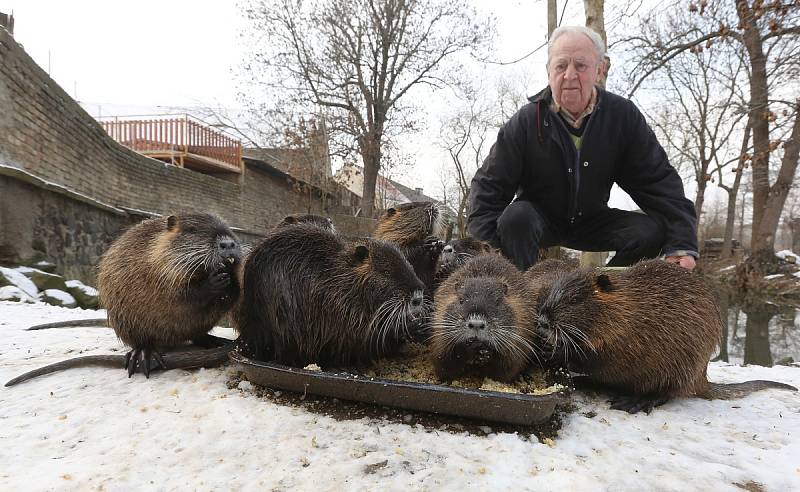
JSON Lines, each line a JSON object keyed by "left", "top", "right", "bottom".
{"left": 547, "top": 26, "right": 606, "bottom": 65}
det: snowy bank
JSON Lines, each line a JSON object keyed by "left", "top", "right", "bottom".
{"left": 1, "top": 302, "right": 799, "bottom": 491}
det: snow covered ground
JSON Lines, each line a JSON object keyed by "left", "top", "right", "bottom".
{"left": 2, "top": 301, "right": 799, "bottom": 491}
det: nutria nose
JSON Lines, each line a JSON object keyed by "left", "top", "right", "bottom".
{"left": 443, "top": 245, "right": 453, "bottom": 253}
{"left": 467, "top": 319, "right": 486, "bottom": 331}
{"left": 410, "top": 290, "right": 424, "bottom": 308}
{"left": 217, "top": 237, "right": 239, "bottom": 255}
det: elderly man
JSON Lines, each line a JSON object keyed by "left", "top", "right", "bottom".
{"left": 468, "top": 26, "right": 698, "bottom": 271}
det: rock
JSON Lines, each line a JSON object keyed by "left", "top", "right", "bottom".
{"left": 39, "top": 289, "right": 78, "bottom": 308}
{"left": 15, "top": 267, "right": 68, "bottom": 291}
{"left": 0, "top": 285, "right": 37, "bottom": 303}
{"left": 775, "top": 357, "right": 795, "bottom": 366}
{"left": 65, "top": 280, "right": 100, "bottom": 309}
{"left": 29, "top": 261, "right": 58, "bottom": 273}
{"left": 0, "top": 267, "right": 39, "bottom": 298}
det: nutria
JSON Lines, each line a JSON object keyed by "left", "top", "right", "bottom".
{"left": 236, "top": 223, "right": 428, "bottom": 368}
{"left": 430, "top": 253, "right": 537, "bottom": 382}
{"left": 23, "top": 213, "right": 242, "bottom": 375}
{"left": 5, "top": 344, "right": 232, "bottom": 386}
{"left": 275, "top": 213, "right": 335, "bottom": 231}
{"left": 523, "top": 258, "right": 578, "bottom": 292}
{"left": 534, "top": 259, "right": 798, "bottom": 413}
{"left": 373, "top": 201, "right": 446, "bottom": 292}
{"left": 434, "top": 236, "right": 494, "bottom": 286}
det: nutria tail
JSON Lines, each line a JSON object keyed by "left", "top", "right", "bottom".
{"left": 27, "top": 318, "right": 109, "bottom": 330}
{"left": 700, "top": 380, "right": 798, "bottom": 400}
{"left": 5, "top": 345, "right": 233, "bottom": 387}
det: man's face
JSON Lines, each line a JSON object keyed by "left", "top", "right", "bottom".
{"left": 547, "top": 33, "right": 603, "bottom": 117}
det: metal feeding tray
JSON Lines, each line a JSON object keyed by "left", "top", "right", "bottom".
{"left": 230, "top": 351, "right": 568, "bottom": 426}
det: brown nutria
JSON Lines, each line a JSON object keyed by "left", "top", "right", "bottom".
{"left": 523, "top": 258, "right": 578, "bottom": 293}
{"left": 534, "top": 259, "right": 798, "bottom": 413}
{"left": 274, "top": 213, "right": 335, "bottom": 232}
{"left": 5, "top": 345, "right": 231, "bottom": 387}
{"left": 434, "top": 236, "right": 494, "bottom": 286}
{"left": 373, "top": 201, "right": 446, "bottom": 292}
{"left": 100, "top": 213, "right": 241, "bottom": 376}
{"left": 235, "top": 222, "right": 429, "bottom": 368}
{"left": 430, "top": 253, "right": 537, "bottom": 383}
{"left": 16, "top": 213, "right": 242, "bottom": 380}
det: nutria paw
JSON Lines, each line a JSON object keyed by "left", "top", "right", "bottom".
{"left": 124, "top": 348, "right": 167, "bottom": 378}
{"left": 423, "top": 236, "right": 445, "bottom": 258}
{"left": 207, "top": 269, "right": 232, "bottom": 292}
{"left": 609, "top": 394, "right": 671, "bottom": 414}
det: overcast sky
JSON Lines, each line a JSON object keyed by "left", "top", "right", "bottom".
{"left": 3, "top": 0, "right": 639, "bottom": 208}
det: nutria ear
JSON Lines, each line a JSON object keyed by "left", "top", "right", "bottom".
{"left": 352, "top": 245, "right": 370, "bottom": 264}
{"left": 166, "top": 215, "right": 178, "bottom": 230}
{"left": 283, "top": 216, "right": 296, "bottom": 224}
{"left": 501, "top": 282, "right": 509, "bottom": 295}
{"left": 385, "top": 208, "right": 396, "bottom": 217}
{"left": 596, "top": 274, "right": 613, "bottom": 292}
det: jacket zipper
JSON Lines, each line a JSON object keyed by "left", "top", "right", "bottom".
{"left": 550, "top": 105, "right": 599, "bottom": 225}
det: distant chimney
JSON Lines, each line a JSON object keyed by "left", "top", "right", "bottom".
{"left": 415, "top": 187, "right": 423, "bottom": 194}
{"left": 0, "top": 11, "right": 14, "bottom": 36}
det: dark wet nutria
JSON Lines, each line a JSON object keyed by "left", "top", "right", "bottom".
{"left": 534, "top": 259, "right": 798, "bottom": 413}
{"left": 373, "top": 201, "right": 445, "bottom": 292}
{"left": 236, "top": 222, "right": 428, "bottom": 368}
{"left": 434, "top": 236, "right": 494, "bottom": 286}
{"left": 430, "top": 253, "right": 537, "bottom": 382}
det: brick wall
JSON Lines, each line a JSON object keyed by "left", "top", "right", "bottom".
{"left": 0, "top": 27, "right": 372, "bottom": 283}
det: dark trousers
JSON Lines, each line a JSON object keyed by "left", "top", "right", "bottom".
{"left": 496, "top": 200, "right": 665, "bottom": 271}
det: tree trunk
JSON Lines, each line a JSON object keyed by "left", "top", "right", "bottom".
{"left": 791, "top": 218, "right": 800, "bottom": 253}
{"left": 736, "top": 1, "right": 771, "bottom": 254}
{"left": 721, "top": 125, "right": 750, "bottom": 259}
{"left": 751, "top": 107, "right": 800, "bottom": 254}
{"left": 584, "top": 0, "right": 609, "bottom": 87}
{"left": 457, "top": 192, "right": 469, "bottom": 239}
{"left": 743, "top": 304, "right": 775, "bottom": 367}
{"left": 548, "top": 0, "right": 557, "bottom": 38}
{"left": 360, "top": 136, "right": 381, "bottom": 218}
{"left": 695, "top": 179, "right": 707, "bottom": 232}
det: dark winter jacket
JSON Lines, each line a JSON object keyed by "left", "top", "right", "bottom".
{"left": 467, "top": 86, "right": 698, "bottom": 256}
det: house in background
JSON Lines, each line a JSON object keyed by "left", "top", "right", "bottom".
{"left": 334, "top": 163, "right": 458, "bottom": 235}
{"left": 334, "top": 163, "right": 436, "bottom": 209}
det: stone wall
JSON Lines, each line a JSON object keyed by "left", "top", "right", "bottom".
{"left": 0, "top": 26, "right": 371, "bottom": 284}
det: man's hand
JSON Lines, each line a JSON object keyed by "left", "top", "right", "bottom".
{"left": 664, "top": 255, "right": 696, "bottom": 271}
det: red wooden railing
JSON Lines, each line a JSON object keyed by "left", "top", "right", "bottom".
{"left": 100, "top": 115, "right": 242, "bottom": 172}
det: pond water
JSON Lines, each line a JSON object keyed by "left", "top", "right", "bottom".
{"left": 718, "top": 300, "right": 800, "bottom": 367}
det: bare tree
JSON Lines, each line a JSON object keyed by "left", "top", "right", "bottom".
{"left": 438, "top": 91, "right": 492, "bottom": 237}
{"left": 240, "top": 0, "right": 494, "bottom": 217}
{"left": 717, "top": 123, "right": 751, "bottom": 259}
{"left": 622, "top": 0, "right": 800, "bottom": 263}
{"left": 644, "top": 34, "right": 748, "bottom": 224}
